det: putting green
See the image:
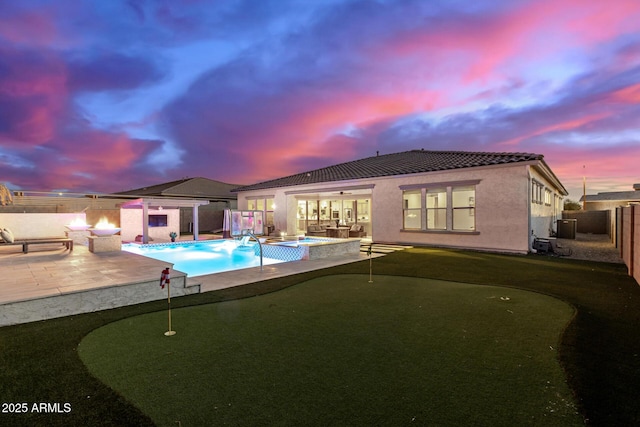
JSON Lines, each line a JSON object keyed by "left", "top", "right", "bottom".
{"left": 79, "top": 275, "right": 583, "bottom": 426}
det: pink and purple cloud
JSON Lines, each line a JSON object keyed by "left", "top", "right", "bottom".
{"left": 0, "top": 0, "right": 638, "bottom": 200}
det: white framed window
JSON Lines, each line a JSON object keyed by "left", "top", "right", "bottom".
{"left": 452, "top": 186, "right": 475, "bottom": 231}
{"left": 247, "top": 196, "right": 275, "bottom": 227}
{"left": 403, "top": 190, "right": 422, "bottom": 229}
{"left": 531, "top": 180, "right": 544, "bottom": 204}
{"left": 426, "top": 188, "right": 447, "bottom": 230}
{"left": 401, "top": 181, "right": 477, "bottom": 232}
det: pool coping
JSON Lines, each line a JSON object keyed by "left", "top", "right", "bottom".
{"left": 0, "top": 243, "right": 377, "bottom": 326}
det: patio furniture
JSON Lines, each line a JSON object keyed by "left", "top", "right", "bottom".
{"left": 1, "top": 238, "right": 74, "bottom": 254}
{"left": 268, "top": 228, "right": 283, "bottom": 237}
{"left": 307, "top": 225, "right": 328, "bottom": 236}
{"left": 326, "top": 226, "right": 350, "bottom": 238}
{"left": 348, "top": 224, "right": 366, "bottom": 237}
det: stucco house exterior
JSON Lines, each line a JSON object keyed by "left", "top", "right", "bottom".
{"left": 232, "top": 150, "right": 567, "bottom": 254}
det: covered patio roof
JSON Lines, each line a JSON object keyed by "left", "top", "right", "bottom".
{"left": 120, "top": 197, "right": 210, "bottom": 243}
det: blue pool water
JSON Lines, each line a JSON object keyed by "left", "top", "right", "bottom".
{"left": 122, "top": 240, "right": 284, "bottom": 277}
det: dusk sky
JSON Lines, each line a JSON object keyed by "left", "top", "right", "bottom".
{"left": 1, "top": 0, "right": 639, "bottom": 201}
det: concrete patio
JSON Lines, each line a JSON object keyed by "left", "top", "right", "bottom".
{"left": 1, "top": 232, "right": 621, "bottom": 327}
{"left": 0, "top": 242, "right": 373, "bottom": 327}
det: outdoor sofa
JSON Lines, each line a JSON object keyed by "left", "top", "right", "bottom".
{"left": 348, "top": 224, "right": 366, "bottom": 237}
{"left": 0, "top": 238, "right": 73, "bottom": 254}
{"left": 0, "top": 228, "right": 73, "bottom": 253}
{"left": 307, "top": 224, "right": 328, "bottom": 236}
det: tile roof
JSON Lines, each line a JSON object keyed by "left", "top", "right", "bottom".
{"left": 233, "top": 150, "right": 544, "bottom": 192}
{"left": 117, "top": 177, "right": 239, "bottom": 199}
{"left": 582, "top": 190, "right": 640, "bottom": 202}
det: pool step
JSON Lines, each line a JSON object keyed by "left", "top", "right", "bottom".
{"left": 360, "top": 243, "right": 413, "bottom": 254}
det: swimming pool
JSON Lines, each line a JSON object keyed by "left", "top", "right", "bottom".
{"left": 122, "top": 240, "right": 284, "bottom": 277}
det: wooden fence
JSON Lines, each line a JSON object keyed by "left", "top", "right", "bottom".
{"left": 618, "top": 205, "right": 640, "bottom": 285}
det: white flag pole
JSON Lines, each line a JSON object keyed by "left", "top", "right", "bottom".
{"left": 165, "top": 279, "right": 176, "bottom": 336}
{"left": 368, "top": 244, "right": 373, "bottom": 283}
{"left": 160, "top": 267, "right": 176, "bottom": 336}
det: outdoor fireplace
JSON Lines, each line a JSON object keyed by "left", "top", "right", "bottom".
{"left": 89, "top": 218, "right": 121, "bottom": 237}
{"left": 88, "top": 217, "right": 122, "bottom": 253}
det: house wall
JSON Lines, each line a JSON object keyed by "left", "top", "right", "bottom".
{"left": 0, "top": 213, "right": 86, "bottom": 239}
{"left": 285, "top": 197, "right": 297, "bottom": 235}
{"left": 237, "top": 162, "right": 564, "bottom": 254}
{"left": 120, "top": 208, "right": 180, "bottom": 242}
{"left": 377, "top": 165, "right": 534, "bottom": 252}
{"left": 529, "top": 166, "right": 564, "bottom": 240}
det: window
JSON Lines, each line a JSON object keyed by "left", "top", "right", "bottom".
{"left": 266, "top": 198, "right": 275, "bottom": 226}
{"left": 544, "top": 189, "right": 552, "bottom": 206}
{"left": 320, "top": 201, "right": 330, "bottom": 220}
{"left": 308, "top": 200, "right": 318, "bottom": 220}
{"left": 247, "top": 196, "right": 275, "bottom": 230}
{"left": 343, "top": 200, "right": 354, "bottom": 223}
{"left": 401, "top": 182, "right": 477, "bottom": 232}
{"left": 330, "top": 200, "right": 341, "bottom": 220}
{"left": 297, "top": 200, "right": 307, "bottom": 219}
{"left": 426, "top": 188, "right": 447, "bottom": 230}
{"left": 296, "top": 197, "right": 371, "bottom": 226}
{"left": 357, "top": 199, "right": 369, "bottom": 221}
{"left": 148, "top": 214, "right": 168, "bottom": 227}
{"left": 531, "top": 180, "right": 544, "bottom": 204}
{"left": 403, "top": 190, "right": 422, "bottom": 229}
{"left": 452, "top": 186, "right": 475, "bottom": 230}
{"left": 230, "top": 210, "right": 264, "bottom": 236}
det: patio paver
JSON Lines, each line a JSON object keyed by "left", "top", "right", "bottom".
{"left": 0, "top": 242, "right": 375, "bottom": 326}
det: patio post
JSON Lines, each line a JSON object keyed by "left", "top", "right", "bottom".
{"left": 142, "top": 201, "right": 149, "bottom": 244}
{"left": 193, "top": 204, "right": 199, "bottom": 241}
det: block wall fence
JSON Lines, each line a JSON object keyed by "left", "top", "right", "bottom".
{"left": 618, "top": 205, "right": 640, "bottom": 285}
{"left": 562, "top": 210, "right": 610, "bottom": 235}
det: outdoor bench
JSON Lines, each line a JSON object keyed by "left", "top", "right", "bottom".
{"left": 0, "top": 238, "right": 73, "bottom": 254}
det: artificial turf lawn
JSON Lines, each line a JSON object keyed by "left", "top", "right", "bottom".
{"left": 78, "top": 275, "right": 581, "bottom": 426}
{"left": 1, "top": 247, "right": 639, "bottom": 426}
